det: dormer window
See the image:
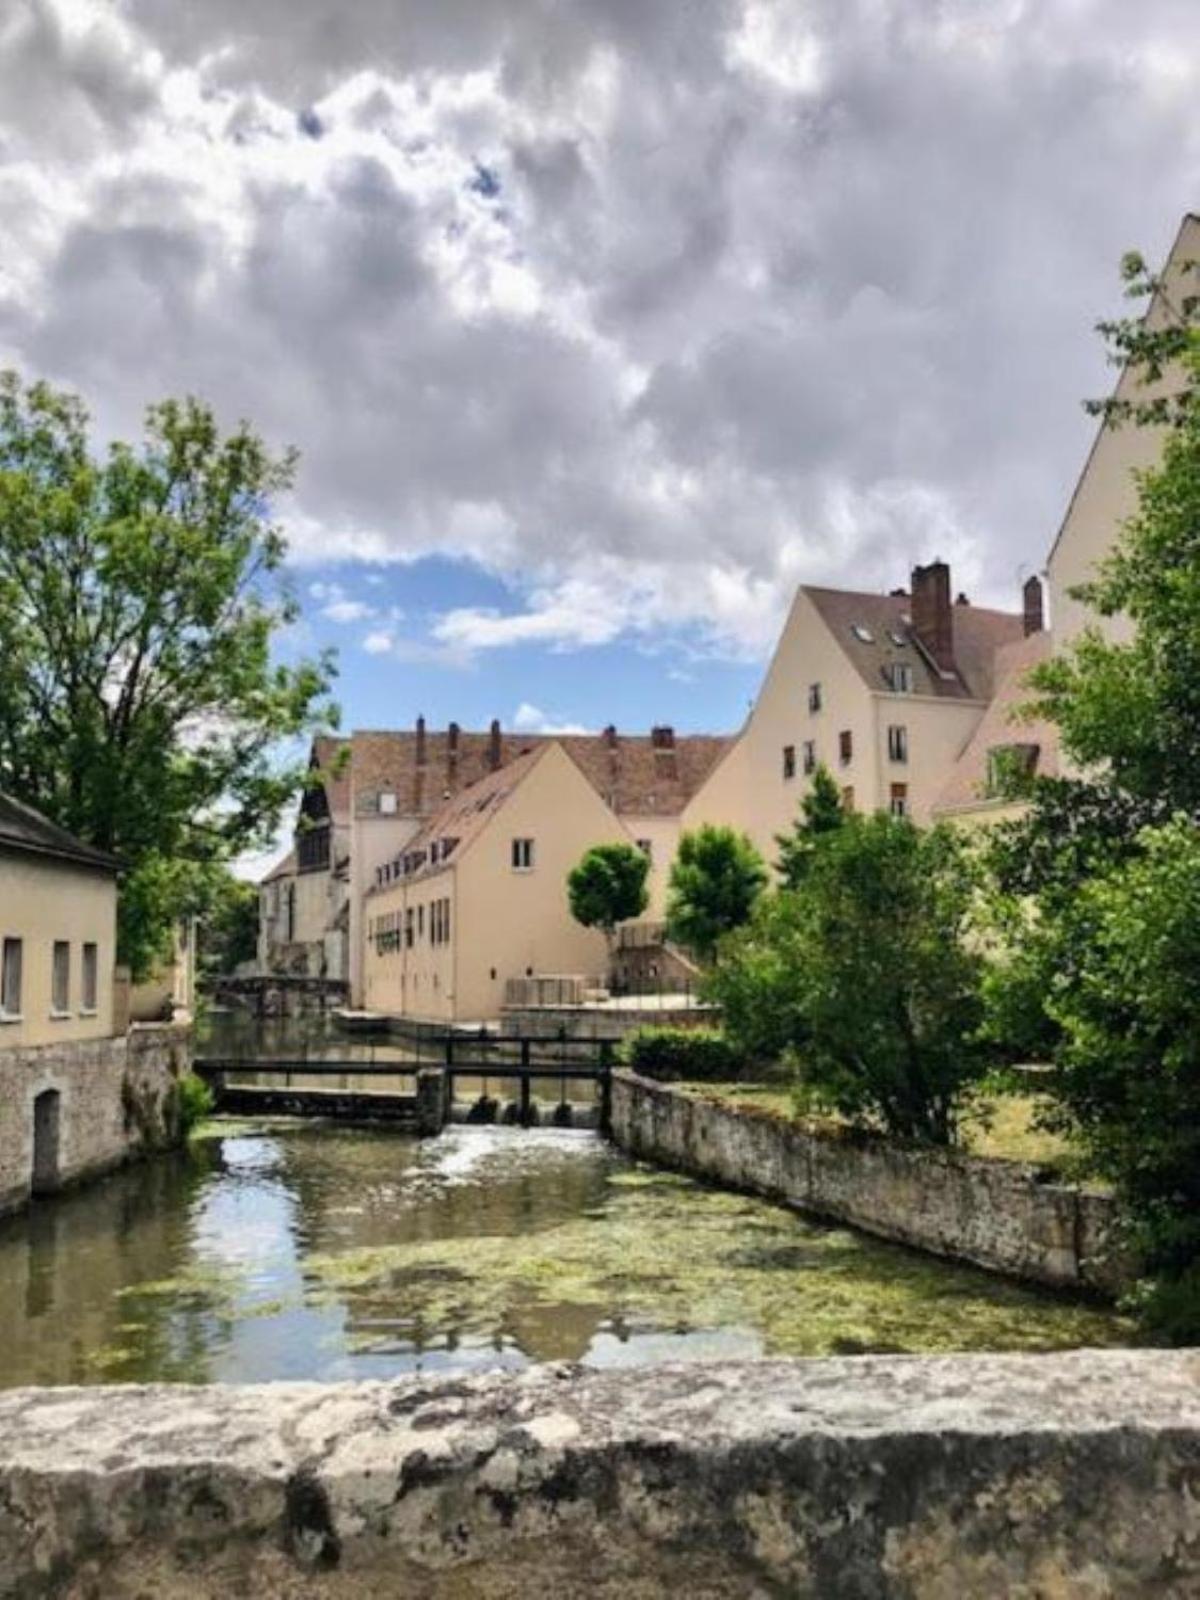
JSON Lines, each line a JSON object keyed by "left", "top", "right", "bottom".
{"left": 851, "top": 624, "right": 874, "bottom": 644}
{"left": 885, "top": 663, "right": 914, "bottom": 694}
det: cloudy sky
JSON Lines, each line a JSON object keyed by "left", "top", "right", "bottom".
{"left": 0, "top": 0, "right": 1196, "bottom": 738}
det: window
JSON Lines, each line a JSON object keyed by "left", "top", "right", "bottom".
{"left": 841, "top": 787, "right": 855, "bottom": 812}
{"left": 417, "top": 904, "right": 425, "bottom": 939}
{"left": 82, "top": 943, "right": 98, "bottom": 1014}
{"left": 378, "top": 790, "right": 397, "bottom": 816}
{"left": 636, "top": 839, "right": 653, "bottom": 861}
{"left": 808, "top": 682, "right": 822, "bottom": 713}
{"left": 1, "top": 938, "right": 22, "bottom": 1018}
{"left": 782, "top": 745, "right": 796, "bottom": 781}
{"left": 838, "top": 729, "right": 852, "bottom": 766}
{"left": 888, "top": 629, "right": 908, "bottom": 648}
{"left": 888, "top": 725, "right": 908, "bottom": 763}
{"left": 890, "top": 782, "right": 909, "bottom": 818}
{"left": 51, "top": 941, "right": 70, "bottom": 1015}
{"left": 802, "top": 740, "right": 816, "bottom": 776}
{"left": 512, "top": 838, "right": 535, "bottom": 871}
{"left": 886, "top": 663, "right": 914, "bottom": 694}
{"left": 297, "top": 825, "right": 330, "bottom": 873}
{"left": 444, "top": 899, "right": 451, "bottom": 943}
{"left": 851, "top": 624, "right": 874, "bottom": 643}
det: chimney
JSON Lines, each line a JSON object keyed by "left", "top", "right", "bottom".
{"left": 604, "top": 724, "right": 618, "bottom": 748}
{"left": 651, "top": 725, "right": 675, "bottom": 750}
{"left": 955, "top": 592, "right": 970, "bottom": 607}
{"left": 488, "top": 718, "right": 502, "bottom": 770}
{"left": 1023, "top": 574, "right": 1045, "bottom": 638}
{"left": 447, "top": 720, "right": 460, "bottom": 752}
{"left": 416, "top": 715, "right": 427, "bottom": 765}
{"left": 447, "top": 721, "right": 460, "bottom": 788}
{"left": 910, "top": 561, "right": 955, "bottom": 673}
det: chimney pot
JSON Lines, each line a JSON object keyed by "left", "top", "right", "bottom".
{"left": 910, "top": 561, "right": 956, "bottom": 673}
{"left": 448, "top": 720, "right": 460, "bottom": 752}
{"left": 651, "top": 725, "right": 676, "bottom": 750}
{"left": 489, "top": 718, "right": 502, "bottom": 770}
{"left": 604, "top": 724, "right": 618, "bottom": 749}
{"left": 416, "top": 715, "right": 427, "bottom": 765}
{"left": 955, "top": 592, "right": 970, "bottom": 606}
{"left": 1023, "top": 574, "right": 1045, "bottom": 637}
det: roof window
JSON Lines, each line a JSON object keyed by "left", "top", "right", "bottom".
{"left": 888, "top": 630, "right": 908, "bottom": 647}
{"left": 851, "top": 624, "right": 874, "bottom": 643}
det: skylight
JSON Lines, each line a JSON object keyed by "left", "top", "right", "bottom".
{"left": 888, "top": 630, "right": 908, "bottom": 647}
{"left": 851, "top": 624, "right": 874, "bottom": 643}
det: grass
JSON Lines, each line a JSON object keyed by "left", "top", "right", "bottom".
{"left": 675, "top": 1080, "right": 1076, "bottom": 1171}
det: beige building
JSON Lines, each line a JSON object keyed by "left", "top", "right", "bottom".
{"left": 257, "top": 735, "right": 352, "bottom": 980}
{"left": 1047, "top": 212, "right": 1200, "bottom": 650}
{"left": 685, "top": 562, "right": 1027, "bottom": 862}
{"left": 361, "top": 742, "right": 644, "bottom": 1022}
{"left": 0, "top": 793, "right": 120, "bottom": 1046}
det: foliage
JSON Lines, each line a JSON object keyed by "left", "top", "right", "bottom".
{"left": 780, "top": 815, "right": 987, "bottom": 1145}
{"left": 567, "top": 842, "right": 649, "bottom": 946}
{"left": 619, "top": 1025, "right": 743, "bottom": 1082}
{"left": 178, "top": 1072, "right": 216, "bottom": 1135}
{"left": 702, "top": 891, "right": 810, "bottom": 1064}
{"left": 774, "top": 762, "right": 845, "bottom": 889}
{"left": 0, "top": 372, "right": 337, "bottom": 976}
{"left": 665, "top": 824, "right": 766, "bottom": 963}
{"left": 198, "top": 871, "right": 260, "bottom": 981}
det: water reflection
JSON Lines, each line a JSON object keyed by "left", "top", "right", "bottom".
{"left": 0, "top": 1121, "right": 1130, "bottom": 1388}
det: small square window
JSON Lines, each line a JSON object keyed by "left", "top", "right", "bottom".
{"left": 378, "top": 790, "right": 398, "bottom": 816}
{"left": 512, "top": 838, "right": 535, "bottom": 871}
{"left": 1, "top": 937, "right": 22, "bottom": 1018}
{"left": 52, "top": 941, "right": 70, "bottom": 1015}
{"left": 782, "top": 745, "right": 796, "bottom": 781}
{"left": 82, "top": 942, "right": 98, "bottom": 1013}
{"left": 808, "top": 682, "right": 822, "bottom": 713}
{"left": 802, "top": 740, "right": 816, "bottom": 776}
{"left": 890, "top": 782, "right": 909, "bottom": 818}
{"left": 838, "top": 730, "right": 852, "bottom": 766}
{"left": 888, "top": 725, "right": 908, "bottom": 763}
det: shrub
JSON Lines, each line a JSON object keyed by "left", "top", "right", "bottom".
{"left": 178, "top": 1072, "right": 215, "bottom": 1134}
{"left": 620, "top": 1026, "right": 742, "bottom": 1082}
{"left": 702, "top": 892, "right": 809, "bottom": 1065}
{"left": 666, "top": 825, "right": 767, "bottom": 963}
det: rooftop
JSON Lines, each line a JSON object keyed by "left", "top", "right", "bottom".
{"left": 0, "top": 792, "right": 121, "bottom": 874}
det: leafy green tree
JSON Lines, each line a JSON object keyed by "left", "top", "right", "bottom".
{"left": 0, "top": 372, "right": 337, "bottom": 976}
{"left": 665, "top": 824, "right": 766, "bottom": 964}
{"left": 784, "top": 814, "right": 987, "bottom": 1145}
{"left": 774, "top": 763, "right": 845, "bottom": 888}
{"left": 702, "top": 890, "right": 809, "bottom": 1064}
{"left": 567, "top": 841, "right": 650, "bottom": 953}
{"left": 197, "top": 871, "right": 260, "bottom": 982}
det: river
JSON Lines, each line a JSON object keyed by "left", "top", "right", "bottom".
{"left": 0, "top": 1118, "right": 1128, "bottom": 1387}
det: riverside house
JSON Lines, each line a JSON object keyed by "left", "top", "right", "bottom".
{"left": 0, "top": 793, "right": 120, "bottom": 1046}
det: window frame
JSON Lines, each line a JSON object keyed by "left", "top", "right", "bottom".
{"left": 838, "top": 729, "right": 853, "bottom": 767}
{"left": 888, "top": 724, "right": 909, "bottom": 763}
{"left": 889, "top": 782, "right": 909, "bottom": 818}
{"left": 511, "top": 837, "right": 535, "bottom": 872}
{"left": 81, "top": 942, "right": 99, "bottom": 1015}
{"left": 782, "top": 744, "right": 796, "bottom": 781}
{"left": 0, "top": 937, "right": 23, "bottom": 1021}
{"left": 808, "top": 682, "right": 822, "bottom": 714}
{"left": 51, "top": 940, "right": 70, "bottom": 1017}
{"left": 802, "top": 740, "right": 816, "bottom": 777}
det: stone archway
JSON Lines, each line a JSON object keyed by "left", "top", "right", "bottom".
{"left": 31, "top": 1089, "right": 61, "bottom": 1196}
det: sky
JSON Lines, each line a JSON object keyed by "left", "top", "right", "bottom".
{"left": 0, "top": 0, "right": 1197, "bottom": 746}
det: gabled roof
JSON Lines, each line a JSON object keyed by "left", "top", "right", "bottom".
{"left": 370, "top": 745, "right": 550, "bottom": 892}
{"left": 350, "top": 727, "right": 731, "bottom": 821}
{"left": 932, "top": 631, "right": 1061, "bottom": 815}
{"left": 260, "top": 847, "right": 297, "bottom": 885}
{"left": 803, "top": 586, "right": 1023, "bottom": 702}
{"left": 0, "top": 792, "right": 120, "bottom": 874}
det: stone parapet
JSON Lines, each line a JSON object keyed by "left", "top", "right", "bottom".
{"left": 610, "top": 1071, "right": 1132, "bottom": 1296}
{"left": 2, "top": 1351, "right": 1199, "bottom": 1596}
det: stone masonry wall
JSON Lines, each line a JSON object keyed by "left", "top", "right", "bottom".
{"left": 2, "top": 1351, "right": 1199, "bottom": 1596}
{"left": 610, "top": 1071, "right": 1130, "bottom": 1296}
{"left": 0, "top": 1024, "right": 191, "bottom": 1216}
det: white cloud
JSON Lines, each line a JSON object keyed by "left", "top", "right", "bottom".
{"left": 512, "top": 702, "right": 591, "bottom": 735}
{"left": 361, "top": 630, "right": 394, "bottom": 655}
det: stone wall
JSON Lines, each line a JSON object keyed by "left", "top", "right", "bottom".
{"left": 0, "top": 1023, "right": 191, "bottom": 1216}
{"left": 610, "top": 1071, "right": 1130, "bottom": 1296}
{"left": 2, "top": 1351, "right": 1199, "bottom": 1596}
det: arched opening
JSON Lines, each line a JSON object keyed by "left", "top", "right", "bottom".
{"left": 31, "top": 1089, "right": 61, "bottom": 1196}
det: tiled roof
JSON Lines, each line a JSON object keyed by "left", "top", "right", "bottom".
{"left": 0, "top": 792, "right": 121, "bottom": 873}
{"left": 369, "top": 746, "right": 549, "bottom": 892}
{"left": 311, "top": 735, "right": 351, "bottom": 819}
{"left": 803, "top": 587, "right": 1023, "bottom": 702}
{"left": 932, "top": 631, "right": 1061, "bottom": 815}
{"left": 349, "top": 727, "right": 731, "bottom": 820}
{"left": 260, "top": 847, "right": 297, "bottom": 885}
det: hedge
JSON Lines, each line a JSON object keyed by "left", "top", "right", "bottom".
{"left": 619, "top": 1026, "right": 742, "bottom": 1082}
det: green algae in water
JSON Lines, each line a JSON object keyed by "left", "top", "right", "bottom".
{"left": 304, "top": 1164, "right": 1129, "bottom": 1359}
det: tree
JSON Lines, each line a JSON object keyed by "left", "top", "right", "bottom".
{"left": 0, "top": 372, "right": 337, "bottom": 976}
{"left": 783, "top": 814, "right": 987, "bottom": 1145}
{"left": 774, "top": 763, "right": 845, "bottom": 888}
{"left": 702, "top": 890, "right": 810, "bottom": 1065}
{"left": 197, "top": 871, "right": 260, "bottom": 982}
{"left": 567, "top": 842, "right": 649, "bottom": 953}
{"left": 665, "top": 824, "right": 766, "bottom": 964}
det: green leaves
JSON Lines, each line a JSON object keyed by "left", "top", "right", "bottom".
{"left": 774, "top": 762, "right": 845, "bottom": 888}
{"left": 0, "top": 370, "right": 337, "bottom": 977}
{"left": 567, "top": 842, "right": 650, "bottom": 941}
{"left": 666, "top": 824, "right": 766, "bottom": 964}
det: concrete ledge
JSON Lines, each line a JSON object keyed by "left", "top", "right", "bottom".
{"left": 2, "top": 1352, "right": 1200, "bottom": 1596}
{"left": 610, "top": 1072, "right": 1132, "bottom": 1296}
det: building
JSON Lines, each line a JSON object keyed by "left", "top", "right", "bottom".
{"left": 683, "top": 561, "right": 1025, "bottom": 861}
{"left": 1047, "top": 212, "right": 1200, "bottom": 651}
{"left": 256, "top": 735, "right": 352, "bottom": 980}
{"left": 0, "top": 793, "right": 120, "bottom": 1046}
{"left": 361, "top": 742, "right": 647, "bottom": 1022}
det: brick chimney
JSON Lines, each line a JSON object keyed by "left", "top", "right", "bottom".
{"left": 910, "top": 561, "right": 955, "bottom": 673}
{"left": 651, "top": 725, "right": 675, "bottom": 749}
{"left": 415, "top": 715, "right": 427, "bottom": 765}
{"left": 447, "top": 721, "right": 460, "bottom": 787}
{"left": 488, "top": 718, "right": 502, "bottom": 770}
{"left": 1023, "top": 574, "right": 1045, "bottom": 638}
{"left": 604, "top": 724, "right": 618, "bottom": 748}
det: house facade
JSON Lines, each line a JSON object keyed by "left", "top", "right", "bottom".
{"left": 0, "top": 794, "right": 120, "bottom": 1046}
{"left": 256, "top": 736, "right": 352, "bottom": 981}
{"left": 684, "top": 562, "right": 1024, "bottom": 862}
{"left": 361, "top": 743, "right": 640, "bottom": 1022}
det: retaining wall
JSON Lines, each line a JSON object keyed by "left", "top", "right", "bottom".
{"left": 0, "top": 1024, "right": 191, "bottom": 1216}
{"left": 2, "top": 1352, "right": 1199, "bottom": 1596}
{"left": 610, "top": 1071, "right": 1130, "bottom": 1296}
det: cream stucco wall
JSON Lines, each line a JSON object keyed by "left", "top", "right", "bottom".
{"left": 620, "top": 815, "right": 680, "bottom": 919}
{"left": 349, "top": 813, "right": 421, "bottom": 1005}
{"left": 362, "top": 745, "right": 630, "bottom": 1023}
{"left": 1048, "top": 214, "right": 1200, "bottom": 651}
{"left": 0, "top": 852, "right": 117, "bottom": 1046}
{"left": 876, "top": 695, "right": 989, "bottom": 825}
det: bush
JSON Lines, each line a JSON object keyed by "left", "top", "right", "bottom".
{"left": 666, "top": 825, "right": 767, "bottom": 963}
{"left": 178, "top": 1072, "right": 215, "bottom": 1134}
{"left": 620, "top": 1026, "right": 742, "bottom": 1082}
{"left": 702, "top": 892, "right": 809, "bottom": 1065}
